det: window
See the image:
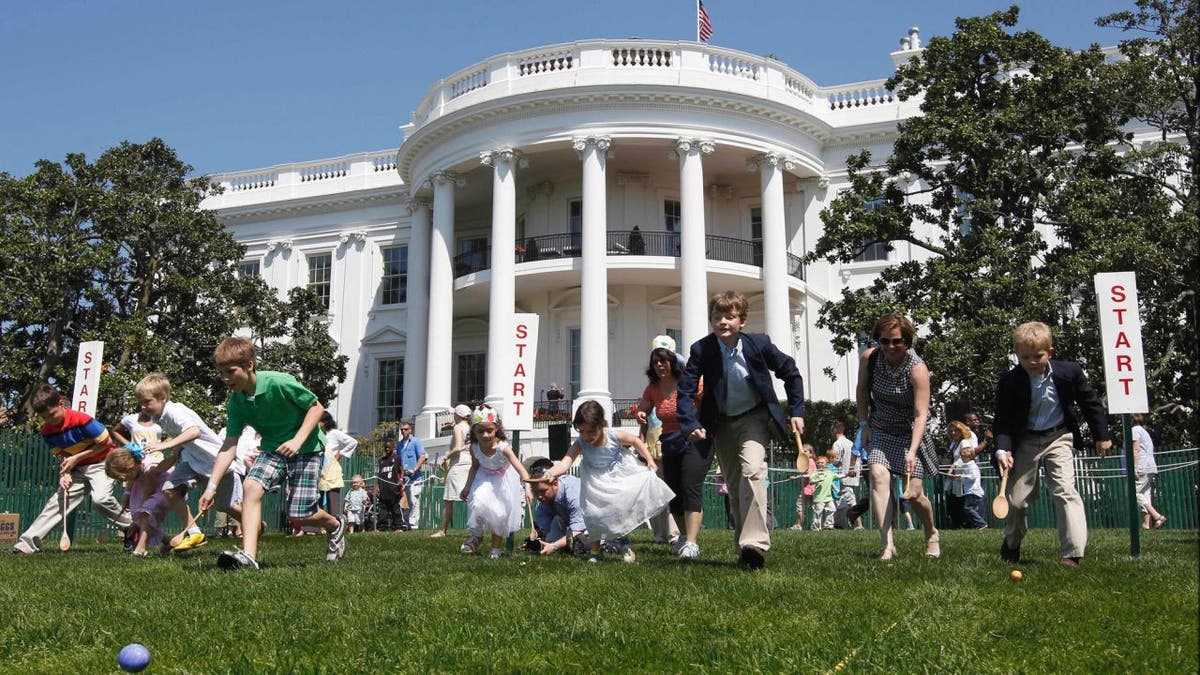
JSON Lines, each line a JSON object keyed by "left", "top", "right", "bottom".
{"left": 664, "top": 199, "right": 681, "bottom": 232}
{"left": 377, "top": 358, "right": 404, "bottom": 424}
{"left": 569, "top": 328, "right": 581, "bottom": 397}
{"left": 667, "top": 328, "right": 683, "bottom": 353}
{"left": 456, "top": 353, "right": 486, "bottom": 403}
{"left": 381, "top": 246, "right": 408, "bottom": 305}
{"left": 750, "top": 206, "right": 763, "bottom": 266}
{"left": 854, "top": 198, "right": 891, "bottom": 263}
{"left": 308, "top": 252, "right": 333, "bottom": 310}
{"left": 457, "top": 237, "right": 489, "bottom": 275}
{"left": 238, "top": 260, "right": 260, "bottom": 278}
{"left": 569, "top": 199, "right": 582, "bottom": 249}
{"left": 956, "top": 188, "right": 975, "bottom": 236}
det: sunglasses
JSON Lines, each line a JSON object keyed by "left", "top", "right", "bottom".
{"left": 877, "top": 337, "right": 909, "bottom": 347}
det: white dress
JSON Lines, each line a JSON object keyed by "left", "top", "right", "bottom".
{"left": 577, "top": 429, "right": 674, "bottom": 539}
{"left": 466, "top": 441, "right": 523, "bottom": 536}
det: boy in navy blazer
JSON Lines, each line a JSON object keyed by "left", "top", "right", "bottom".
{"left": 677, "top": 291, "right": 805, "bottom": 569}
{"left": 992, "top": 321, "right": 1111, "bottom": 568}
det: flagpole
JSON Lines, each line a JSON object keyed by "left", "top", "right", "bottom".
{"left": 696, "top": 0, "right": 700, "bottom": 42}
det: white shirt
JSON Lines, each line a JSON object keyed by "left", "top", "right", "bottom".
{"left": 324, "top": 428, "right": 359, "bottom": 458}
{"left": 157, "top": 400, "right": 226, "bottom": 476}
{"left": 1133, "top": 425, "right": 1157, "bottom": 475}
{"left": 219, "top": 425, "right": 261, "bottom": 476}
{"left": 950, "top": 458, "right": 984, "bottom": 498}
{"left": 834, "top": 435, "right": 858, "bottom": 487}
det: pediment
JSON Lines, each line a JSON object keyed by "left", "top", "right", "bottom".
{"left": 361, "top": 325, "right": 407, "bottom": 345}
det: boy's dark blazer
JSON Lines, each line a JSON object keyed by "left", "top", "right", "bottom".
{"left": 676, "top": 332, "right": 805, "bottom": 449}
{"left": 992, "top": 359, "right": 1111, "bottom": 451}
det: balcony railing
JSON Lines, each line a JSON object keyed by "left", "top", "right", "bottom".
{"left": 453, "top": 230, "right": 804, "bottom": 281}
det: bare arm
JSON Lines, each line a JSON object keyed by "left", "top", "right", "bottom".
{"left": 547, "top": 443, "right": 582, "bottom": 479}
{"left": 276, "top": 402, "right": 325, "bottom": 458}
{"left": 906, "top": 361, "right": 931, "bottom": 474}
{"left": 198, "top": 436, "right": 239, "bottom": 512}
{"left": 615, "top": 428, "right": 655, "bottom": 472}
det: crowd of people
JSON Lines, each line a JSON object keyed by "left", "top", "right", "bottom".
{"left": 12, "top": 291, "right": 1145, "bottom": 573}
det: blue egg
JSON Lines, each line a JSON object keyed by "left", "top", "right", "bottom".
{"left": 118, "top": 643, "right": 151, "bottom": 672}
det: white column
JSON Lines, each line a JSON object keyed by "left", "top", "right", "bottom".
{"left": 749, "top": 153, "right": 794, "bottom": 349}
{"left": 675, "top": 137, "right": 714, "bottom": 351}
{"left": 403, "top": 196, "right": 431, "bottom": 422}
{"left": 480, "top": 148, "right": 523, "bottom": 410}
{"left": 421, "top": 171, "right": 461, "bottom": 427}
{"left": 572, "top": 135, "right": 612, "bottom": 416}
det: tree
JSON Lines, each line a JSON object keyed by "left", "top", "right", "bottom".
{"left": 0, "top": 139, "right": 347, "bottom": 428}
{"left": 806, "top": 6, "right": 1196, "bottom": 445}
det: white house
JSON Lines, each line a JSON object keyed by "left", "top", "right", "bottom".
{"left": 200, "top": 30, "right": 946, "bottom": 442}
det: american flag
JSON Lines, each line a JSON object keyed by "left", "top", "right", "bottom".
{"left": 697, "top": 1, "right": 713, "bottom": 42}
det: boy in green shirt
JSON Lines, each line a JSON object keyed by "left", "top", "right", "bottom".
{"left": 807, "top": 455, "right": 838, "bottom": 531}
{"left": 200, "top": 337, "right": 346, "bottom": 570}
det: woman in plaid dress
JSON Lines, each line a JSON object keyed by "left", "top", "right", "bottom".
{"left": 855, "top": 313, "right": 940, "bottom": 561}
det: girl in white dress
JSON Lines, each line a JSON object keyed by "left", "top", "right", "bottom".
{"left": 458, "top": 405, "right": 532, "bottom": 559}
{"left": 546, "top": 400, "right": 674, "bottom": 563}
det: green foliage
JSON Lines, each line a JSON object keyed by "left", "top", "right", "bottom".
{"left": 800, "top": 398, "right": 859, "bottom": 453}
{"left": 0, "top": 139, "right": 347, "bottom": 429}
{"left": 808, "top": 5, "right": 1197, "bottom": 444}
{"left": 0, "top": 530, "right": 1194, "bottom": 671}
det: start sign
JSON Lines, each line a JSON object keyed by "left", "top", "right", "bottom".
{"left": 506, "top": 314, "right": 539, "bottom": 431}
{"left": 72, "top": 341, "right": 105, "bottom": 415}
{"left": 1093, "top": 272, "right": 1148, "bottom": 414}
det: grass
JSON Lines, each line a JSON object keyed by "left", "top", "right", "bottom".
{"left": 1, "top": 527, "right": 1196, "bottom": 673}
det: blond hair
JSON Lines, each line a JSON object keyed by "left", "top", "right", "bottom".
{"left": 135, "top": 372, "right": 171, "bottom": 400}
{"left": 1012, "top": 321, "right": 1053, "bottom": 352}
{"left": 213, "top": 337, "right": 256, "bottom": 368}
{"left": 948, "top": 420, "right": 971, "bottom": 439}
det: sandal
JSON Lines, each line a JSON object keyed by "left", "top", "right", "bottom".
{"left": 925, "top": 531, "right": 941, "bottom": 558}
{"left": 1153, "top": 515, "right": 1167, "bottom": 529}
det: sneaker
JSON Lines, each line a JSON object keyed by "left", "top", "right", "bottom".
{"left": 1059, "top": 556, "right": 1081, "bottom": 569}
{"left": 217, "top": 549, "right": 259, "bottom": 571}
{"left": 487, "top": 548, "right": 504, "bottom": 560}
{"left": 737, "top": 546, "right": 766, "bottom": 570}
{"left": 9, "top": 546, "right": 27, "bottom": 555}
{"left": 173, "top": 532, "right": 207, "bottom": 552}
{"left": 670, "top": 538, "right": 687, "bottom": 555}
{"left": 587, "top": 554, "right": 602, "bottom": 563}
{"left": 621, "top": 546, "right": 636, "bottom": 564}
{"left": 1000, "top": 539, "right": 1021, "bottom": 564}
{"left": 122, "top": 526, "right": 139, "bottom": 553}
{"left": 460, "top": 534, "right": 482, "bottom": 555}
{"left": 789, "top": 523, "right": 804, "bottom": 530}
{"left": 678, "top": 541, "right": 701, "bottom": 559}
{"left": 326, "top": 516, "right": 347, "bottom": 562}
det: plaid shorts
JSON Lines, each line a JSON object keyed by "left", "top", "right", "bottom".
{"left": 247, "top": 452, "right": 323, "bottom": 519}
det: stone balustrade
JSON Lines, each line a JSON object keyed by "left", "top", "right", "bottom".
{"left": 204, "top": 150, "right": 404, "bottom": 208}
{"left": 406, "top": 39, "right": 896, "bottom": 132}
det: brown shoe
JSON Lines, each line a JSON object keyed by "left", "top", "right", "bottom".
{"left": 1059, "top": 557, "right": 1081, "bottom": 569}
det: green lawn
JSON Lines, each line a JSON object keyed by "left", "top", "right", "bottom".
{"left": 1, "top": 528, "right": 1196, "bottom": 673}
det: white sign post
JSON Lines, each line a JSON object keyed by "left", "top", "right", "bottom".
{"left": 506, "top": 314, "right": 539, "bottom": 431}
{"left": 1093, "top": 271, "right": 1147, "bottom": 557}
{"left": 71, "top": 341, "right": 105, "bottom": 415}
{"left": 1093, "top": 272, "right": 1149, "bottom": 414}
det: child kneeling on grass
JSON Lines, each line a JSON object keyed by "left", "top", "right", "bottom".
{"left": 544, "top": 400, "right": 674, "bottom": 563}
{"left": 200, "top": 337, "right": 347, "bottom": 571}
{"left": 458, "top": 405, "right": 532, "bottom": 559}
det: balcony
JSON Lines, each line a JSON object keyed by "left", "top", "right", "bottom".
{"left": 453, "top": 230, "right": 805, "bottom": 280}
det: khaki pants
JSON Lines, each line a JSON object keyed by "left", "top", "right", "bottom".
{"left": 713, "top": 408, "right": 771, "bottom": 552}
{"left": 15, "top": 461, "right": 132, "bottom": 553}
{"left": 1004, "top": 431, "right": 1087, "bottom": 559}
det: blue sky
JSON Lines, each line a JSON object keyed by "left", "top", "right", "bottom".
{"left": 0, "top": 0, "right": 1135, "bottom": 177}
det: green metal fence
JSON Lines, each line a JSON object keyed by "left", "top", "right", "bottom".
{"left": 2, "top": 431, "right": 1195, "bottom": 544}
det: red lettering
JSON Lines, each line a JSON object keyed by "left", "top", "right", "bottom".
{"left": 79, "top": 383, "right": 89, "bottom": 396}
{"left": 81, "top": 367, "right": 91, "bottom": 379}
{"left": 1119, "top": 378, "right": 1134, "bottom": 395}
{"left": 512, "top": 401, "right": 523, "bottom": 415}
{"left": 76, "top": 401, "right": 89, "bottom": 412}
{"left": 513, "top": 382, "right": 525, "bottom": 396}
{"left": 1113, "top": 308, "right": 1127, "bottom": 324}
{"left": 515, "top": 324, "right": 528, "bottom": 339}
{"left": 1116, "top": 355, "right": 1132, "bottom": 372}
{"left": 1114, "top": 332, "right": 1131, "bottom": 348}
{"left": 1110, "top": 285, "right": 1126, "bottom": 303}
{"left": 83, "top": 351, "right": 94, "bottom": 364}
{"left": 515, "top": 343, "right": 526, "bottom": 357}
{"left": 513, "top": 363, "right": 526, "bottom": 377}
